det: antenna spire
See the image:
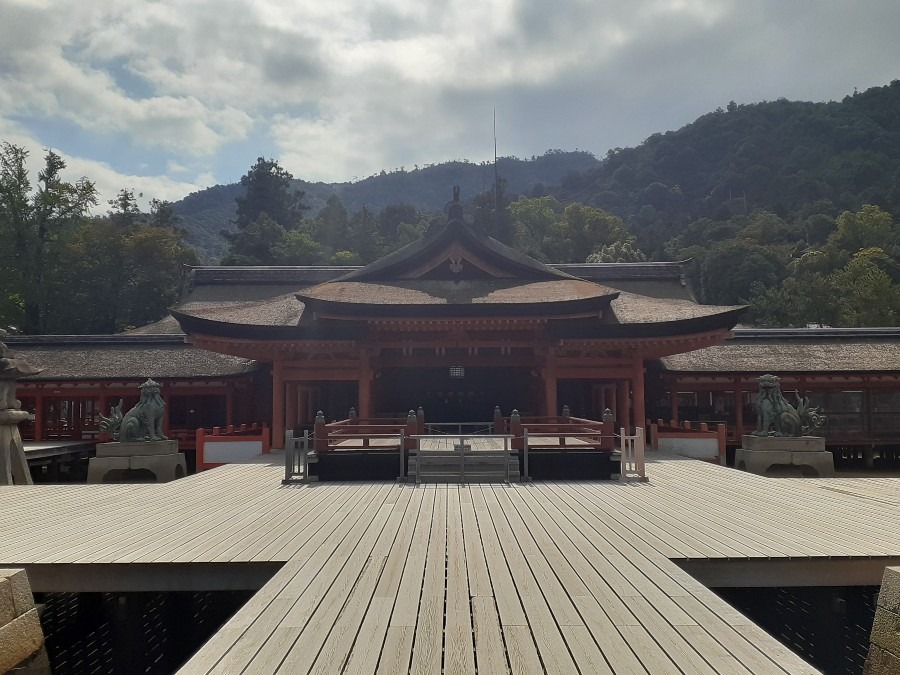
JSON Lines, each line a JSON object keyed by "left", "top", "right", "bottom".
{"left": 493, "top": 108, "right": 499, "bottom": 224}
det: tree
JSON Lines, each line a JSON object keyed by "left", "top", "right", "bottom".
{"left": 829, "top": 248, "right": 900, "bottom": 326}
{"left": 224, "top": 157, "right": 311, "bottom": 265}
{"left": 828, "top": 204, "right": 896, "bottom": 260}
{"left": 108, "top": 188, "right": 141, "bottom": 229}
{"left": 0, "top": 143, "right": 97, "bottom": 333}
{"left": 700, "top": 240, "right": 786, "bottom": 305}
{"left": 149, "top": 198, "right": 179, "bottom": 229}
{"left": 509, "top": 195, "right": 564, "bottom": 261}
{"left": 587, "top": 240, "right": 648, "bottom": 263}
{"left": 271, "top": 229, "right": 324, "bottom": 265}
{"left": 222, "top": 214, "right": 287, "bottom": 265}
{"left": 473, "top": 178, "right": 514, "bottom": 244}
{"left": 234, "top": 157, "right": 307, "bottom": 230}
{"left": 544, "top": 203, "right": 633, "bottom": 262}
{"left": 315, "top": 195, "right": 349, "bottom": 254}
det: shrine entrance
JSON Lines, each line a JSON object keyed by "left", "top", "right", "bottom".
{"left": 375, "top": 366, "right": 540, "bottom": 423}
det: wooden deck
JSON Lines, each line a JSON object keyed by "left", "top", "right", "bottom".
{"left": 5, "top": 454, "right": 900, "bottom": 672}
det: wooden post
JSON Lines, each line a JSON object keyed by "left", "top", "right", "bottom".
{"left": 416, "top": 406, "right": 424, "bottom": 434}
{"left": 717, "top": 423, "right": 727, "bottom": 465}
{"left": 272, "top": 363, "right": 286, "bottom": 450}
{"left": 314, "top": 411, "right": 326, "bottom": 452}
{"left": 510, "top": 409, "right": 523, "bottom": 450}
{"left": 196, "top": 428, "right": 206, "bottom": 471}
{"left": 493, "top": 406, "right": 502, "bottom": 433}
{"left": 734, "top": 382, "right": 744, "bottom": 440}
{"left": 405, "top": 410, "right": 417, "bottom": 451}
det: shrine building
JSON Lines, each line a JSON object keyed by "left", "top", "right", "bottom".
{"left": 9, "top": 189, "right": 900, "bottom": 472}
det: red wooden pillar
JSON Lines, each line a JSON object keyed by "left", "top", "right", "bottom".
{"left": 97, "top": 394, "right": 107, "bottom": 439}
{"left": 33, "top": 392, "right": 44, "bottom": 442}
{"left": 632, "top": 358, "right": 646, "bottom": 433}
{"left": 225, "top": 388, "right": 234, "bottom": 427}
{"left": 670, "top": 388, "right": 679, "bottom": 425}
{"left": 272, "top": 362, "right": 286, "bottom": 450}
{"left": 285, "top": 383, "right": 298, "bottom": 432}
{"left": 617, "top": 380, "right": 630, "bottom": 434}
{"left": 543, "top": 357, "right": 557, "bottom": 417}
{"left": 358, "top": 352, "right": 372, "bottom": 419}
{"left": 162, "top": 392, "right": 171, "bottom": 436}
{"left": 734, "top": 379, "right": 744, "bottom": 440}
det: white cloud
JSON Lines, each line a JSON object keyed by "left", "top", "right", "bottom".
{"left": 2, "top": 0, "right": 900, "bottom": 205}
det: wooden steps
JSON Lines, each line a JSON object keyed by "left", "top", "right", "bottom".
{"left": 409, "top": 449, "right": 520, "bottom": 483}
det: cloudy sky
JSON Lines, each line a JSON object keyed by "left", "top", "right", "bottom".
{"left": 2, "top": 0, "right": 900, "bottom": 208}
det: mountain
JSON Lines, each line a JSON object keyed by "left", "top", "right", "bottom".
{"left": 553, "top": 81, "right": 900, "bottom": 255}
{"left": 173, "top": 81, "right": 900, "bottom": 263}
{"left": 172, "top": 150, "right": 601, "bottom": 262}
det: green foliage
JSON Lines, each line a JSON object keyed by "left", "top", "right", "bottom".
{"left": 829, "top": 248, "right": 900, "bottom": 326}
{"left": 748, "top": 206, "right": 900, "bottom": 327}
{"left": 828, "top": 204, "right": 897, "bottom": 260}
{"left": 235, "top": 157, "right": 308, "bottom": 230}
{"left": 700, "top": 240, "right": 786, "bottom": 305}
{"left": 223, "top": 157, "right": 315, "bottom": 265}
{"left": 586, "top": 240, "right": 648, "bottom": 263}
{"left": 271, "top": 230, "right": 324, "bottom": 265}
{"left": 0, "top": 141, "right": 198, "bottom": 334}
{"left": 0, "top": 143, "right": 98, "bottom": 333}
{"left": 222, "top": 214, "right": 290, "bottom": 265}
{"left": 473, "top": 179, "right": 514, "bottom": 244}
{"left": 330, "top": 250, "right": 364, "bottom": 266}
{"left": 556, "top": 81, "right": 900, "bottom": 255}
{"left": 508, "top": 196, "right": 645, "bottom": 263}
{"left": 172, "top": 151, "right": 601, "bottom": 262}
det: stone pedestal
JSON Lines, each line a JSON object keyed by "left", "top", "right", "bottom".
{"left": 88, "top": 439, "right": 186, "bottom": 483}
{"left": 0, "top": 410, "right": 33, "bottom": 486}
{"left": 865, "top": 566, "right": 900, "bottom": 674}
{"left": 0, "top": 568, "right": 47, "bottom": 674}
{"left": 735, "top": 435, "right": 834, "bottom": 477}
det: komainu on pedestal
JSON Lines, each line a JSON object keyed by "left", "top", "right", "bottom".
{"left": 90, "top": 379, "right": 185, "bottom": 483}
{"left": 737, "top": 374, "right": 833, "bottom": 477}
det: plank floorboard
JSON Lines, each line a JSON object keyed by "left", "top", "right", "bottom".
{"left": 7, "top": 454, "right": 887, "bottom": 673}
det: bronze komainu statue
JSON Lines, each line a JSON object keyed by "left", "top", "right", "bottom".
{"left": 753, "top": 374, "right": 826, "bottom": 437}
{"left": 100, "top": 378, "right": 168, "bottom": 442}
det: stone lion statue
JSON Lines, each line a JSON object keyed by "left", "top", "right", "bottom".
{"left": 753, "top": 374, "right": 825, "bottom": 437}
{"left": 100, "top": 378, "right": 167, "bottom": 442}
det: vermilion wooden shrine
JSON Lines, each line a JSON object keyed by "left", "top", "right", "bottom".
{"left": 171, "top": 190, "right": 743, "bottom": 454}
{"left": 10, "top": 189, "right": 900, "bottom": 475}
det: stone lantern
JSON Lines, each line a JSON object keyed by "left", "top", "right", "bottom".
{"left": 0, "top": 330, "right": 42, "bottom": 485}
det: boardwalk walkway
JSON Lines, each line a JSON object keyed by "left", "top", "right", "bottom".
{"left": 4, "top": 454, "right": 900, "bottom": 672}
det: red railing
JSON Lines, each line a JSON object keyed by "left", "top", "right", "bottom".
{"left": 649, "top": 419, "right": 727, "bottom": 464}
{"left": 196, "top": 423, "right": 271, "bottom": 471}
{"left": 315, "top": 410, "right": 422, "bottom": 452}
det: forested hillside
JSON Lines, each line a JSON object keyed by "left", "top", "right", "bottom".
{"left": 6, "top": 82, "right": 900, "bottom": 333}
{"left": 174, "top": 150, "right": 600, "bottom": 262}
{"left": 544, "top": 80, "right": 900, "bottom": 327}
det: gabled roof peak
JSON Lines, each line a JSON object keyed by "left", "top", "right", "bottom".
{"left": 338, "top": 187, "right": 571, "bottom": 283}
